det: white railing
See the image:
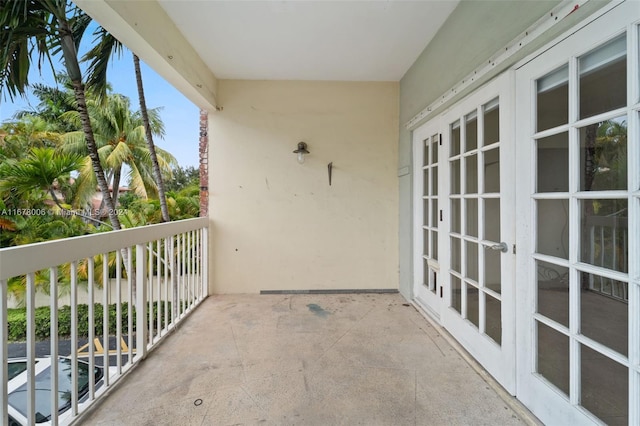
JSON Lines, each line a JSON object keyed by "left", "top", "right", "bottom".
{"left": 0, "top": 217, "right": 208, "bottom": 425}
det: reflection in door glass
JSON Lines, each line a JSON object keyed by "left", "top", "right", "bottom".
{"left": 466, "top": 242, "right": 478, "bottom": 282}
{"left": 451, "top": 160, "right": 461, "bottom": 194}
{"left": 537, "top": 133, "right": 569, "bottom": 192}
{"left": 484, "top": 199, "right": 500, "bottom": 242}
{"left": 451, "top": 199, "right": 461, "bottom": 234}
{"left": 465, "top": 154, "right": 478, "bottom": 194}
{"left": 579, "top": 35, "right": 626, "bottom": 119}
{"left": 580, "top": 271, "right": 628, "bottom": 356}
{"left": 579, "top": 118, "right": 627, "bottom": 191}
{"left": 483, "top": 99, "right": 499, "bottom": 146}
{"left": 537, "top": 321, "right": 569, "bottom": 397}
{"left": 581, "top": 345, "right": 628, "bottom": 425}
{"left": 451, "top": 275, "right": 462, "bottom": 314}
{"left": 537, "top": 199, "right": 569, "bottom": 259}
{"left": 466, "top": 198, "right": 478, "bottom": 238}
{"left": 483, "top": 149, "right": 500, "bottom": 193}
{"left": 451, "top": 121, "right": 461, "bottom": 157}
{"left": 536, "top": 261, "right": 569, "bottom": 327}
{"left": 451, "top": 237, "right": 461, "bottom": 273}
{"left": 467, "top": 284, "right": 479, "bottom": 328}
{"left": 580, "top": 199, "right": 628, "bottom": 273}
{"left": 465, "top": 112, "right": 478, "bottom": 152}
{"left": 485, "top": 249, "right": 501, "bottom": 294}
{"left": 537, "top": 65, "right": 568, "bottom": 131}
{"left": 485, "top": 295, "right": 501, "bottom": 344}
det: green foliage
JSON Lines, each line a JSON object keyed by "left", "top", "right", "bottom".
{"left": 165, "top": 165, "right": 199, "bottom": 193}
{"left": 6, "top": 301, "right": 173, "bottom": 342}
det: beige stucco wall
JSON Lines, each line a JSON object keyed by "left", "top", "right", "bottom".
{"left": 209, "top": 80, "right": 399, "bottom": 293}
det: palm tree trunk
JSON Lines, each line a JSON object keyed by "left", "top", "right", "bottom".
{"left": 112, "top": 166, "right": 122, "bottom": 208}
{"left": 58, "top": 19, "right": 122, "bottom": 231}
{"left": 133, "top": 53, "right": 170, "bottom": 223}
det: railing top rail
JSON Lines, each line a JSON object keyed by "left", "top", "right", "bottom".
{"left": 0, "top": 217, "right": 208, "bottom": 280}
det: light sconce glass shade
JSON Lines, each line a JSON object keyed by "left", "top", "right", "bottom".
{"left": 293, "top": 142, "right": 310, "bottom": 164}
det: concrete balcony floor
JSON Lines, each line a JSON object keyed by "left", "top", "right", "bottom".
{"left": 80, "top": 293, "right": 538, "bottom": 425}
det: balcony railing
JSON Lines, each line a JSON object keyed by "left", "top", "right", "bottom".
{"left": 0, "top": 217, "right": 208, "bottom": 425}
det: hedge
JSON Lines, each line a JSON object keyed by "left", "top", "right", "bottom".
{"left": 7, "top": 301, "right": 172, "bottom": 342}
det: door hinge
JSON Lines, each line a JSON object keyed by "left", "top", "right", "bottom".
{"left": 440, "top": 286, "right": 443, "bottom": 298}
{"left": 439, "top": 210, "right": 443, "bottom": 222}
{"left": 439, "top": 133, "right": 442, "bottom": 146}
{"left": 513, "top": 244, "right": 516, "bottom": 254}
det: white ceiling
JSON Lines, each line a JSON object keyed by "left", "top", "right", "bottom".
{"left": 157, "top": 0, "right": 459, "bottom": 82}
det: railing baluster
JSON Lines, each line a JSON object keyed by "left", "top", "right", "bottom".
{"left": 148, "top": 242, "right": 153, "bottom": 344}
{"left": 88, "top": 257, "right": 95, "bottom": 399}
{"left": 203, "top": 226, "right": 209, "bottom": 297}
{"left": 103, "top": 253, "right": 110, "bottom": 387}
{"left": 70, "top": 261, "right": 79, "bottom": 415}
{"left": 0, "top": 279, "right": 7, "bottom": 426}
{"left": 116, "top": 250, "right": 122, "bottom": 375}
{"left": 164, "top": 238, "right": 169, "bottom": 333}
{"left": 156, "top": 239, "right": 161, "bottom": 338}
{"left": 170, "top": 235, "right": 176, "bottom": 326}
{"left": 136, "top": 243, "right": 148, "bottom": 361}
{"left": 26, "top": 273, "right": 36, "bottom": 425}
{"left": 49, "top": 267, "right": 59, "bottom": 426}
{"left": 127, "top": 247, "right": 133, "bottom": 364}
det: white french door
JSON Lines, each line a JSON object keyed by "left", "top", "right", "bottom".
{"left": 413, "top": 74, "right": 516, "bottom": 393}
{"left": 515, "top": 2, "right": 640, "bottom": 424}
{"left": 413, "top": 121, "right": 443, "bottom": 319}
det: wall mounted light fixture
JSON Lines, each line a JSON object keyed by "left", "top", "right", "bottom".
{"left": 293, "top": 142, "right": 310, "bottom": 164}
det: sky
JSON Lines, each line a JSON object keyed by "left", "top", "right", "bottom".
{"left": 0, "top": 36, "right": 200, "bottom": 169}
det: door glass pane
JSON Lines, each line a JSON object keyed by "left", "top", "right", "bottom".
{"left": 537, "top": 199, "right": 569, "bottom": 259}
{"left": 423, "top": 229, "right": 429, "bottom": 257}
{"left": 451, "top": 237, "right": 461, "bottom": 273}
{"left": 537, "top": 261, "right": 569, "bottom": 327}
{"left": 431, "top": 135, "right": 439, "bottom": 163}
{"left": 451, "top": 121, "right": 461, "bottom": 157}
{"left": 579, "top": 35, "right": 627, "bottom": 119}
{"left": 423, "top": 199, "right": 430, "bottom": 227}
{"left": 466, "top": 242, "right": 478, "bottom": 282}
{"left": 432, "top": 165, "right": 439, "bottom": 194}
{"left": 485, "top": 294, "right": 501, "bottom": 344}
{"left": 451, "top": 275, "right": 462, "bottom": 313}
{"left": 484, "top": 199, "right": 500, "bottom": 242}
{"left": 451, "top": 199, "right": 461, "bottom": 234}
{"left": 431, "top": 231, "right": 438, "bottom": 260}
{"left": 431, "top": 199, "right": 438, "bottom": 228}
{"left": 537, "top": 321, "right": 569, "bottom": 397}
{"left": 466, "top": 198, "right": 478, "bottom": 238}
{"left": 465, "top": 155, "right": 478, "bottom": 194}
{"left": 483, "top": 148, "right": 500, "bottom": 193}
{"left": 483, "top": 99, "right": 499, "bottom": 146}
{"left": 423, "top": 171, "right": 429, "bottom": 196}
{"left": 467, "top": 284, "right": 479, "bottom": 328}
{"left": 423, "top": 260, "right": 430, "bottom": 287}
{"left": 580, "top": 271, "right": 628, "bottom": 356}
{"left": 485, "top": 248, "right": 501, "bottom": 294}
{"left": 581, "top": 345, "right": 628, "bottom": 425}
{"left": 537, "top": 132, "right": 569, "bottom": 192}
{"left": 579, "top": 117, "right": 627, "bottom": 191}
{"left": 580, "top": 199, "right": 628, "bottom": 273}
{"left": 423, "top": 139, "right": 430, "bottom": 164}
{"left": 537, "top": 64, "right": 568, "bottom": 131}
{"left": 465, "top": 112, "right": 478, "bottom": 152}
{"left": 451, "top": 160, "right": 461, "bottom": 194}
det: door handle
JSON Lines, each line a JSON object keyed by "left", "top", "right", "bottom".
{"left": 486, "top": 242, "right": 508, "bottom": 253}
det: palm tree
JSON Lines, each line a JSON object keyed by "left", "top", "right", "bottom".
{"left": 0, "top": 0, "right": 122, "bottom": 230}
{"left": 84, "top": 28, "right": 172, "bottom": 222}
{"left": 60, "top": 93, "right": 176, "bottom": 210}
{"left": 0, "top": 146, "right": 109, "bottom": 227}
